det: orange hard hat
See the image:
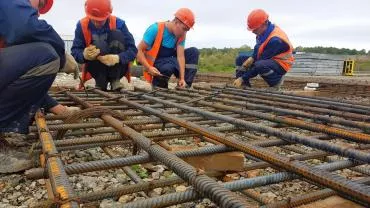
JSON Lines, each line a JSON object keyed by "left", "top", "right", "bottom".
{"left": 174, "top": 8, "right": 195, "bottom": 29}
{"left": 39, "top": 0, "right": 53, "bottom": 14}
{"left": 85, "top": 0, "right": 112, "bottom": 21}
{"left": 247, "top": 9, "right": 269, "bottom": 31}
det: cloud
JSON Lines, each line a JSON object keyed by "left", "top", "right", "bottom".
{"left": 42, "top": 0, "right": 370, "bottom": 50}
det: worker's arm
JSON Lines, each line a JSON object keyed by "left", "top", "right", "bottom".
{"left": 176, "top": 45, "right": 186, "bottom": 87}
{"left": 41, "top": 94, "right": 59, "bottom": 112}
{"left": 136, "top": 41, "right": 151, "bottom": 69}
{"left": 252, "top": 43, "right": 259, "bottom": 60}
{"left": 71, "top": 22, "right": 87, "bottom": 64}
{"left": 259, "top": 37, "right": 289, "bottom": 60}
{"left": 136, "top": 23, "right": 162, "bottom": 76}
{"left": 0, "top": 0, "right": 66, "bottom": 68}
{"left": 116, "top": 19, "right": 138, "bottom": 65}
{"left": 136, "top": 40, "right": 161, "bottom": 76}
{"left": 136, "top": 23, "right": 157, "bottom": 70}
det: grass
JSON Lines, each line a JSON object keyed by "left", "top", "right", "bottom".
{"left": 356, "top": 60, "right": 370, "bottom": 72}
{"left": 131, "top": 164, "right": 149, "bottom": 179}
{"left": 199, "top": 66, "right": 234, "bottom": 73}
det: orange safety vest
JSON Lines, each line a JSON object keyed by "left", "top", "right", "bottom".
{"left": 79, "top": 15, "right": 131, "bottom": 89}
{"left": 257, "top": 26, "right": 294, "bottom": 71}
{"left": 143, "top": 22, "right": 184, "bottom": 83}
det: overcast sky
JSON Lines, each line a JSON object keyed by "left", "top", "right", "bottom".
{"left": 42, "top": 0, "right": 370, "bottom": 51}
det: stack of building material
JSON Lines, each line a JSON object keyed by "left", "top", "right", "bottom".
{"left": 289, "top": 52, "right": 346, "bottom": 76}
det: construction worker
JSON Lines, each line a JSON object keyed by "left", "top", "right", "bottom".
{"left": 233, "top": 9, "right": 294, "bottom": 90}
{"left": 136, "top": 8, "right": 200, "bottom": 88}
{"left": 0, "top": 0, "right": 77, "bottom": 173}
{"left": 71, "top": 0, "right": 137, "bottom": 91}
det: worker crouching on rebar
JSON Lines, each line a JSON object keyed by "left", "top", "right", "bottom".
{"left": 0, "top": 0, "right": 78, "bottom": 173}
{"left": 71, "top": 0, "right": 138, "bottom": 91}
{"left": 136, "top": 8, "right": 200, "bottom": 89}
{"left": 233, "top": 9, "right": 294, "bottom": 90}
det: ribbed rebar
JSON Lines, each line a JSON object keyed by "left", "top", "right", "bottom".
{"left": 35, "top": 111, "right": 79, "bottom": 208}
{"left": 218, "top": 86, "right": 370, "bottom": 116}
{"left": 264, "top": 177, "right": 370, "bottom": 208}
{"left": 120, "top": 161, "right": 370, "bottom": 208}
{"left": 242, "top": 86, "right": 370, "bottom": 112}
{"left": 33, "top": 152, "right": 364, "bottom": 207}
{"left": 32, "top": 125, "right": 239, "bottom": 150}
{"left": 154, "top": 89, "right": 370, "bottom": 143}
{"left": 173, "top": 88, "right": 370, "bottom": 131}
{"left": 63, "top": 91, "right": 251, "bottom": 207}
{"left": 93, "top": 89, "right": 370, "bottom": 204}
{"left": 184, "top": 86, "right": 369, "bottom": 122}
{"left": 29, "top": 122, "right": 105, "bottom": 132}
{"left": 126, "top": 89, "right": 370, "bottom": 162}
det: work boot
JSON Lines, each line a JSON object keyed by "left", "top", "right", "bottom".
{"left": 111, "top": 79, "right": 124, "bottom": 91}
{"left": 0, "top": 132, "right": 31, "bottom": 147}
{"left": 0, "top": 135, "right": 33, "bottom": 173}
{"left": 185, "top": 84, "right": 194, "bottom": 89}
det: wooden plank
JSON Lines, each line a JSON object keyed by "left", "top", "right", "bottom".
{"left": 170, "top": 146, "right": 245, "bottom": 172}
{"left": 296, "top": 196, "right": 364, "bottom": 208}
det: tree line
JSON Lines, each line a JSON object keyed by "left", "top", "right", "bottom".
{"left": 199, "top": 46, "right": 370, "bottom": 72}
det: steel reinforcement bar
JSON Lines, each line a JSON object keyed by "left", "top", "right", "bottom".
{"left": 173, "top": 87, "right": 370, "bottom": 131}
{"left": 149, "top": 89, "right": 370, "bottom": 143}
{"left": 92, "top": 88, "right": 370, "bottom": 204}
{"left": 34, "top": 111, "right": 79, "bottom": 208}
{"left": 124, "top": 88, "right": 369, "bottom": 163}
{"left": 61, "top": 90, "right": 252, "bottom": 208}
{"left": 191, "top": 86, "right": 370, "bottom": 122}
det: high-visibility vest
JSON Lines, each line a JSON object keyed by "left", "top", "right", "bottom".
{"left": 79, "top": 15, "right": 131, "bottom": 88}
{"left": 143, "top": 22, "right": 184, "bottom": 83}
{"left": 257, "top": 26, "right": 294, "bottom": 71}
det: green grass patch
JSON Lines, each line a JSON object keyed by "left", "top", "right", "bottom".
{"left": 131, "top": 164, "right": 149, "bottom": 179}
{"left": 356, "top": 60, "right": 370, "bottom": 72}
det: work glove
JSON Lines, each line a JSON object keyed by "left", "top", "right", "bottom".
{"left": 83, "top": 45, "right": 100, "bottom": 61}
{"left": 242, "top": 57, "right": 254, "bottom": 69}
{"left": 97, "top": 54, "right": 120, "bottom": 66}
{"left": 60, "top": 53, "right": 80, "bottom": 79}
{"left": 233, "top": 77, "right": 244, "bottom": 88}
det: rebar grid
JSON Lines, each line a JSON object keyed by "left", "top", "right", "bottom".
{"left": 28, "top": 86, "right": 370, "bottom": 208}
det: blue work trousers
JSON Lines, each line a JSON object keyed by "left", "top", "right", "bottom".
{"left": 86, "top": 30, "right": 128, "bottom": 90}
{"left": 152, "top": 47, "right": 199, "bottom": 88}
{"left": 235, "top": 55, "right": 286, "bottom": 87}
{"left": 0, "top": 42, "right": 60, "bottom": 133}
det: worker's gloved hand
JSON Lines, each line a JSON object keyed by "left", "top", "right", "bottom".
{"left": 60, "top": 53, "right": 80, "bottom": 79}
{"left": 242, "top": 57, "right": 254, "bottom": 69}
{"left": 97, "top": 54, "right": 120, "bottom": 66}
{"left": 233, "top": 77, "right": 244, "bottom": 88}
{"left": 146, "top": 66, "right": 161, "bottom": 76}
{"left": 83, "top": 45, "right": 100, "bottom": 61}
